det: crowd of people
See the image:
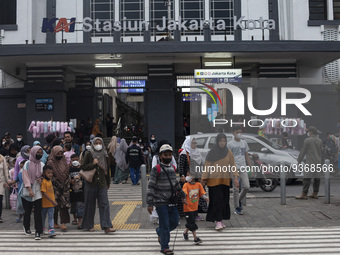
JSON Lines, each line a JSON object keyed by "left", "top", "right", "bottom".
{"left": 0, "top": 130, "right": 161, "bottom": 240}
{"left": 0, "top": 124, "right": 329, "bottom": 255}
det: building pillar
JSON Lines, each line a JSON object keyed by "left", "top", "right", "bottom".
{"left": 25, "top": 67, "right": 68, "bottom": 145}
{"left": 145, "top": 65, "right": 176, "bottom": 147}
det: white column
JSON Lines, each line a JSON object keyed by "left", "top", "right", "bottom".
{"left": 327, "top": 0, "right": 334, "bottom": 20}
{"left": 115, "top": 0, "right": 120, "bottom": 21}
{"left": 175, "top": 0, "right": 180, "bottom": 21}
{"left": 27, "top": 0, "right": 33, "bottom": 43}
{"left": 204, "top": 0, "right": 209, "bottom": 20}
{"left": 145, "top": 0, "right": 150, "bottom": 21}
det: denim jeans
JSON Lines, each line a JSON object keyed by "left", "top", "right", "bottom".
{"left": 42, "top": 207, "right": 54, "bottom": 230}
{"left": 156, "top": 205, "right": 179, "bottom": 250}
{"left": 71, "top": 201, "right": 85, "bottom": 218}
{"left": 129, "top": 166, "right": 140, "bottom": 185}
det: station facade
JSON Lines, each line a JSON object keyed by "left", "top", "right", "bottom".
{"left": 0, "top": 0, "right": 340, "bottom": 146}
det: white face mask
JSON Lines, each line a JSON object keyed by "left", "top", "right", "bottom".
{"left": 17, "top": 138, "right": 22, "bottom": 142}
{"left": 2, "top": 141, "right": 5, "bottom": 145}
{"left": 307, "top": 132, "right": 310, "bottom": 137}
{"left": 235, "top": 133, "right": 242, "bottom": 139}
{"left": 72, "top": 161, "right": 80, "bottom": 167}
{"left": 86, "top": 145, "right": 91, "bottom": 151}
{"left": 94, "top": 145, "right": 102, "bottom": 151}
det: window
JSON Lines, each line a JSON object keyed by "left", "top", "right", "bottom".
{"left": 0, "top": 0, "right": 16, "bottom": 25}
{"left": 309, "top": 0, "right": 327, "bottom": 20}
{"left": 210, "top": 0, "right": 234, "bottom": 35}
{"left": 195, "top": 137, "right": 207, "bottom": 149}
{"left": 180, "top": 0, "right": 204, "bottom": 36}
{"left": 121, "top": 0, "right": 144, "bottom": 36}
{"left": 90, "top": 0, "right": 114, "bottom": 37}
{"left": 150, "top": 0, "right": 174, "bottom": 37}
{"left": 334, "top": 0, "right": 340, "bottom": 19}
{"left": 244, "top": 138, "right": 267, "bottom": 153}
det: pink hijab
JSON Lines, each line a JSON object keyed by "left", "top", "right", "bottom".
{"left": 27, "top": 146, "right": 43, "bottom": 185}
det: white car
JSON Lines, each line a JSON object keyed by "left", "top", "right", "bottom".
{"left": 186, "top": 133, "right": 303, "bottom": 184}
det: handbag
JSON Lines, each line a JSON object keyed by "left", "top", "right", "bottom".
{"left": 22, "top": 185, "right": 31, "bottom": 197}
{"left": 10, "top": 188, "right": 18, "bottom": 211}
{"left": 79, "top": 169, "right": 96, "bottom": 183}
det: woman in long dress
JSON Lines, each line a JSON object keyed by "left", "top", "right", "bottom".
{"left": 201, "top": 133, "right": 239, "bottom": 230}
{"left": 113, "top": 139, "right": 129, "bottom": 184}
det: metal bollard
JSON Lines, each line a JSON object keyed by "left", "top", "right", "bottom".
{"left": 141, "top": 164, "right": 147, "bottom": 207}
{"left": 324, "top": 159, "right": 330, "bottom": 204}
{"left": 280, "top": 169, "right": 286, "bottom": 205}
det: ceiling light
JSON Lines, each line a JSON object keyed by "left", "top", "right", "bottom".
{"left": 204, "top": 62, "right": 232, "bottom": 67}
{"left": 95, "top": 63, "right": 122, "bottom": 68}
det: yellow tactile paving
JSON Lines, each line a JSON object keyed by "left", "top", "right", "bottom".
{"left": 94, "top": 201, "right": 142, "bottom": 230}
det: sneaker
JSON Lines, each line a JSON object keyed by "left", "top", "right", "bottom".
{"left": 35, "top": 232, "right": 41, "bottom": 240}
{"left": 221, "top": 221, "right": 226, "bottom": 228}
{"left": 15, "top": 217, "right": 21, "bottom": 223}
{"left": 24, "top": 227, "right": 31, "bottom": 235}
{"left": 0, "top": 218, "right": 3, "bottom": 223}
{"left": 215, "top": 221, "right": 223, "bottom": 230}
{"left": 183, "top": 232, "right": 189, "bottom": 241}
{"left": 234, "top": 208, "right": 243, "bottom": 215}
{"left": 194, "top": 237, "right": 203, "bottom": 244}
{"left": 48, "top": 229, "right": 56, "bottom": 237}
{"left": 195, "top": 215, "right": 204, "bottom": 221}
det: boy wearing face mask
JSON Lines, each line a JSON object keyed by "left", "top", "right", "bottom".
{"left": 227, "top": 126, "right": 252, "bottom": 216}
{"left": 69, "top": 154, "right": 84, "bottom": 229}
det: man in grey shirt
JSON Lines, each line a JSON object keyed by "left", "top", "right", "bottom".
{"left": 227, "top": 126, "right": 253, "bottom": 215}
{"left": 295, "top": 126, "right": 323, "bottom": 199}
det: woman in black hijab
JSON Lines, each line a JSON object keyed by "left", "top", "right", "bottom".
{"left": 201, "top": 133, "right": 239, "bottom": 231}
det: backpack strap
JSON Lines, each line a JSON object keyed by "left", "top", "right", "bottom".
{"left": 156, "top": 164, "right": 176, "bottom": 175}
{"left": 156, "top": 164, "right": 161, "bottom": 176}
{"left": 172, "top": 164, "right": 176, "bottom": 172}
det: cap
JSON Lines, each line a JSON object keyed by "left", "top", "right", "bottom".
{"left": 4, "top": 132, "right": 10, "bottom": 136}
{"left": 159, "top": 144, "right": 173, "bottom": 153}
{"left": 185, "top": 176, "right": 193, "bottom": 183}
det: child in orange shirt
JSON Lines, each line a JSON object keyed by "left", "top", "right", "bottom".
{"left": 182, "top": 175, "right": 209, "bottom": 244}
{"left": 41, "top": 165, "right": 58, "bottom": 237}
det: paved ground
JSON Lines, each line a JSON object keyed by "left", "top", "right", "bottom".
{"left": 1, "top": 177, "right": 340, "bottom": 254}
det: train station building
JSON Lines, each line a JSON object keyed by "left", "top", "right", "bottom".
{"left": 0, "top": 0, "right": 340, "bottom": 146}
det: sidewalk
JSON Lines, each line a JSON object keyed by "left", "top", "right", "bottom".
{"left": 1, "top": 185, "right": 340, "bottom": 231}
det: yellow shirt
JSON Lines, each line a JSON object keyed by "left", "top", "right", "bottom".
{"left": 41, "top": 178, "right": 55, "bottom": 208}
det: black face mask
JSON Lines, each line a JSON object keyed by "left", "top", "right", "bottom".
{"left": 56, "top": 156, "right": 63, "bottom": 160}
{"left": 162, "top": 158, "right": 172, "bottom": 164}
{"left": 35, "top": 154, "right": 43, "bottom": 160}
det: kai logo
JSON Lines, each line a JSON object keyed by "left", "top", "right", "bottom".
{"left": 42, "top": 18, "right": 76, "bottom": 33}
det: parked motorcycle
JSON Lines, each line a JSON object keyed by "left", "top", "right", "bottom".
{"left": 248, "top": 153, "right": 278, "bottom": 192}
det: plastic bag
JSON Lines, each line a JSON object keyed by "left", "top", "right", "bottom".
{"left": 10, "top": 188, "right": 18, "bottom": 211}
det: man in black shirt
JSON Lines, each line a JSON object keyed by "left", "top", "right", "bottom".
{"left": 126, "top": 136, "right": 144, "bottom": 185}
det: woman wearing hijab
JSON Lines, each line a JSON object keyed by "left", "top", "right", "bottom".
{"left": 13, "top": 145, "right": 30, "bottom": 181}
{"left": 6, "top": 143, "right": 19, "bottom": 169}
{"left": 81, "top": 137, "right": 115, "bottom": 233}
{"left": 47, "top": 146, "right": 70, "bottom": 232}
{"left": 0, "top": 152, "right": 9, "bottom": 223}
{"left": 33, "top": 141, "right": 49, "bottom": 164}
{"left": 107, "top": 136, "right": 118, "bottom": 182}
{"left": 201, "top": 133, "right": 239, "bottom": 231}
{"left": 21, "top": 146, "right": 44, "bottom": 240}
{"left": 113, "top": 138, "right": 129, "bottom": 184}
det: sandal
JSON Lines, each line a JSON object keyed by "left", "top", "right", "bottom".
{"left": 160, "top": 249, "right": 174, "bottom": 255}
{"left": 72, "top": 220, "right": 78, "bottom": 225}
{"left": 104, "top": 228, "right": 116, "bottom": 234}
